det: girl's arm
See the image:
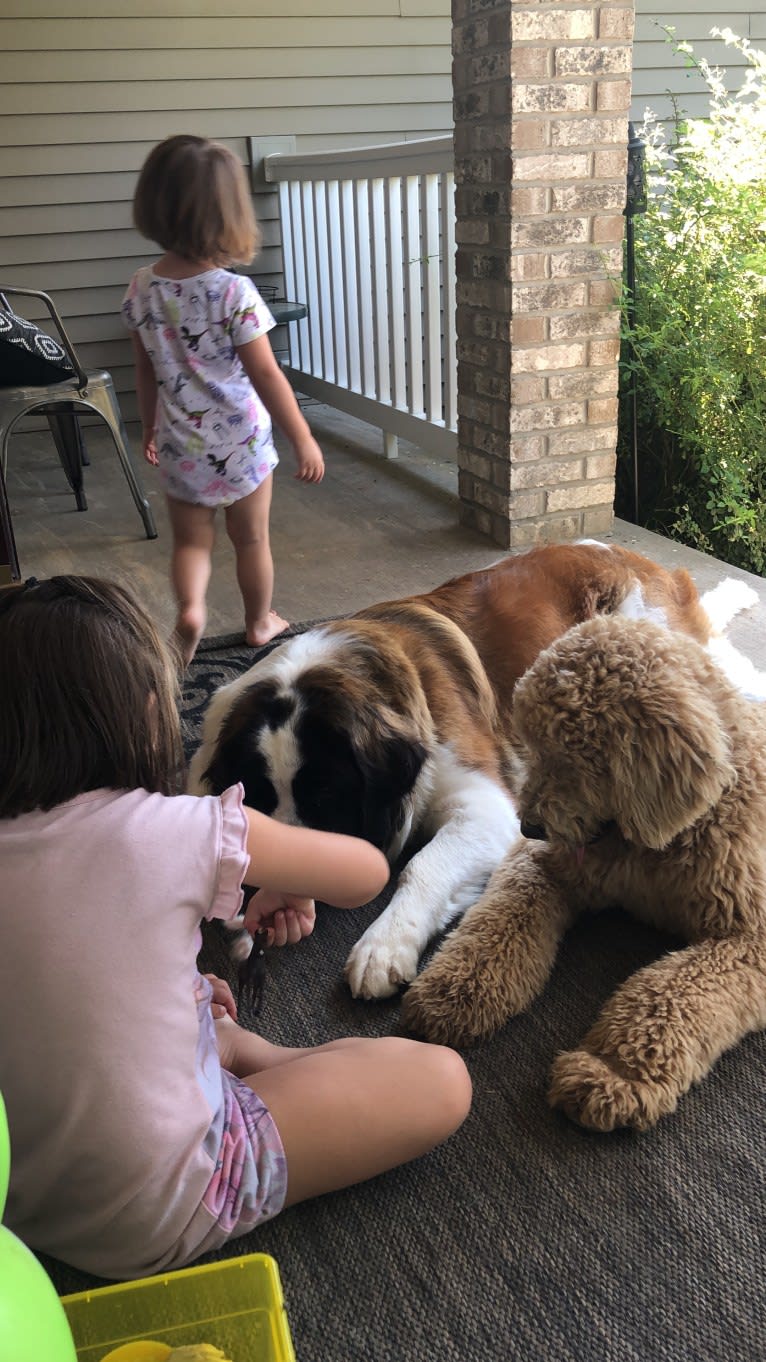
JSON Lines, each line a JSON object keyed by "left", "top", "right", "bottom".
{"left": 242, "top": 808, "right": 389, "bottom": 909}
{"left": 236, "top": 334, "right": 324, "bottom": 483}
{"left": 130, "top": 332, "right": 159, "bottom": 465}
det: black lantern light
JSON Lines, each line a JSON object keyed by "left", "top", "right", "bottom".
{"left": 626, "top": 123, "right": 647, "bottom": 218}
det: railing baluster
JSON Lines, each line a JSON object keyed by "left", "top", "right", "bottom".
{"left": 441, "top": 171, "right": 457, "bottom": 432}
{"left": 341, "top": 179, "right": 361, "bottom": 394}
{"left": 300, "top": 181, "right": 321, "bottom": 378}
{"left": 386, "top": 176, "right": 406, "bottom": 412}
{"left": 327, "top": 179, "right": 347, "bottom": 390}
{"left": 355, "top": 180, "right": 375, "bottom": 398}
{"left": 313, "top": 180, "right": 334, "bottom": 385}
{"left": 404, "top": 175, "right": 424, "bottom": 419}
{"left": 422, "top": 172, "right": 442, "bottom": 425}
{"left": 370, "top": 177, "right": 390, "bottom": 405}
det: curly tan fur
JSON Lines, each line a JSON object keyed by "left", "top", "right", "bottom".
{"left": 401, "top": 617, "right": 766, "bottom": 1132}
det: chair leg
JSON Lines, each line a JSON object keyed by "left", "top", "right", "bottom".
{"left": 85, "top": 379, "right": 158, "bottom": 540}
{"left": 43, "top": 404, "right": 88, "bottom": 512}
{"left": 0, "top": 431, "right": 21, "bottom": 581}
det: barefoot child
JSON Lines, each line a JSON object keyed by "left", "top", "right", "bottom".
{"left": 0, "top": 576, "right": 471, "bottom": 1281}
{"left": 123, "top": 134, "right": 325, "bottom": 663}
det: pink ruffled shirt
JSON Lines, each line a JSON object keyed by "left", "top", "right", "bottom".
{"left": 0, "top": 784, "right": 285, "bottom": 1279}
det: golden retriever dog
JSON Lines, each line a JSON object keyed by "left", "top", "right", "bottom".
{"left": 401, "top": 616, "right": 766, "bottom": 1131}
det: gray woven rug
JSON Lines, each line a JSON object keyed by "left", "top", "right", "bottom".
{"left": 43, "top": 629, "right": 766, "bottom": 1362}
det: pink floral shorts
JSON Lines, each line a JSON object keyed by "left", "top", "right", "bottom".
{"left": 201, "top": 1069, "right": 287, "bottom": 1235}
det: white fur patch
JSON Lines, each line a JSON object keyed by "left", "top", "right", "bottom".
{"left": 699, "top": 578, "right": 765, "bottom": 700}
{"left": 257, "top": 717, "right": 302, "bottom": 823}
{"left": 616, "top": 581, "right": 669, "bottom": 629}
{"left": 700, "top": 578, "right": 758, "bottom": 633}
{"left": 344, "top": 744, "right": 520, "bottom": 1000}
{"left": 261, "top": 627, "right": 348, "bottom": 687}
{"left": 705, "top": 635, "right": 766, "bottom": 702}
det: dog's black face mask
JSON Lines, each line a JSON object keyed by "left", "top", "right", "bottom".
{"left": 291, "top": 714, "right": 426, "bottom": 850}
{"left": 290, "top": 715, "right": 367, "bottom": 838}
{"left": 201, "top": 686, "right": 427, "bottom": 853}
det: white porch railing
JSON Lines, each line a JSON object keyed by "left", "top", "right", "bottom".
{"left": 264, "top": 136, "right": 457, "bottom": 459}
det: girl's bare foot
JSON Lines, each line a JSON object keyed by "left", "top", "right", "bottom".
{"left": 246, "top": 610, "right": 290, "bottom": 648}
{"left": 173, "top": 604, "right": 206, "bottom": 666}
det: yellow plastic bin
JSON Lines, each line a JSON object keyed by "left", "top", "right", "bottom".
{"left": 61, "top": 1254, "right": 295, "bottom": 1362}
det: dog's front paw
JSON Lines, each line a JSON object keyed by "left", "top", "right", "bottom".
{"left": 549, "top": 1049, "right": 673, "bottom": 1132}
{"left": 344, "top": 926, "right": 421, "bottom": 1000}
{"left": 401, "top": 941, "right": 512, "bottom": 1048}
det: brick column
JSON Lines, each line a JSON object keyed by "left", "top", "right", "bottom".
{"left": 452, "top": 0, "right": 635, "bottom": 548}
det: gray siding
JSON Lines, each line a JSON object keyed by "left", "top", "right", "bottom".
{"left": 632, "top": 6, "right": 763, "bottom": 123}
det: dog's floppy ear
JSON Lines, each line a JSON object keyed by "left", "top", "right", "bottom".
{"left": 355, "top": 732, "right": 427, "bottom": 848}
{"left": 610, "top": 683, "right": 736, "bottom": 850}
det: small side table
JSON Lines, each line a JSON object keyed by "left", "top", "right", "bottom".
{"left": 269, "top": 300, "right": 308, "bottom": 326}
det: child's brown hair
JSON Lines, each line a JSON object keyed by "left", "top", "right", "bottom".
{"left": 0, "top": 577, "right": 184, "bottom": 817}
{"left": 133, "top": 134, "right": 260, "bottom": 267}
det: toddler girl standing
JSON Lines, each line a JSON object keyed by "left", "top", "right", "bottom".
{"left": 122, "top": 134, "right": 324, "bottom": 664}
{"left": 0, "top": 576, "right": 471, "bottom": 1281}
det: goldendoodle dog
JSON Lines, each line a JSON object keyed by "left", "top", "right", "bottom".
{"left": 401, "top": 616, "right": 766, "bottom": 1132}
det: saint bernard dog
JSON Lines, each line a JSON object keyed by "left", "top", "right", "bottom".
{"left": 188, "top": 541, "right": 764, "bottom": 999}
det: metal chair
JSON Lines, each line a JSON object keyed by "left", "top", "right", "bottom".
{"left": 0, "top": 286, "right": 157, "bottom": 540}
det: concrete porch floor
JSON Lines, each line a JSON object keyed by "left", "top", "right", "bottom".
{"left": 7, "top": 399, "right": 766, "bottom": 671}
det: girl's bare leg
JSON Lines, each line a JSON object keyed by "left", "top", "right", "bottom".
{"left": 244, "top": 1034, "right": 472, "bottom": 1207}
{"left": 165, "top": 495, "right": 217, "bottom": 664}
{"left": 225, "top": 478, "right": 289, "bottom": 647}
{"left": 215, "top": 1015, "right": 329, "bottom": 1075}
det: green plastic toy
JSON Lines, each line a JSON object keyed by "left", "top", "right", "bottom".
{"left": 0, "top": 1091, "right": 78, "bottom": 1361}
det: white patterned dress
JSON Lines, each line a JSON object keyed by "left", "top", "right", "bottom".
{"left": 122, "top": 266, "right": 280, "bottom": 507}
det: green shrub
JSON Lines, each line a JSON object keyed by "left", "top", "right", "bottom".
{"left": 617, "top": 29, "right": 766, "bottom": 574}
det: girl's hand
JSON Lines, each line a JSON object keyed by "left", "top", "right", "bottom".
{"left": 293, "top": 436, "right": 325, "bottom": 484}
{"left": 203, "top": 973, "right": 237, "bottom": 1021}
{"left": 143, "top": 429, "right": 159, "bottom": 466}
{"left": 243, "top": 887, "right": 316, "bottom": 946}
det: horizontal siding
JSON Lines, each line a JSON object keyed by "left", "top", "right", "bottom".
{"left": 0, "top": 4, "right": 451, "bottom": 426}
{"left": 0, "top": 16, "right": 445, "bottom": 50}
{"left": 0, "top": 124, "right": 451, "bottom": 180}
{"left": 1, "top": 104, "right": 452, "bottom": 151}
{"left": 0, "top": 76, "right": 450, "bottom": 120}
{"left": 0, "top": 46, "right": 450, "bottom": 86}
{"left": 632, "top": 8, "right": 758, "bottom": 123}
{"left": 0, "top": 1, "right": 403, "bottom": 14}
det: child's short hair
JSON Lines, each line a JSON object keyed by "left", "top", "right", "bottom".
{"left": 133, "top": 134, "right": 261, "bottom": 267}
{"left": 0, "top": 577, "right": 184, "bottom": 817}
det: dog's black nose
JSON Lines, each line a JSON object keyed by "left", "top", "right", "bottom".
{"left": 520, "top": 819, "right": 547, "bottom": 841}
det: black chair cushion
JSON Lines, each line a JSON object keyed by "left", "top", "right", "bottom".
{"left": 0, "top": 308, "right": 74, "bottom": 386}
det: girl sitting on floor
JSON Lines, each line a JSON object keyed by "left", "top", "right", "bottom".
{"left": 0, "top": 575, "right": 471, "bottom": 1280}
